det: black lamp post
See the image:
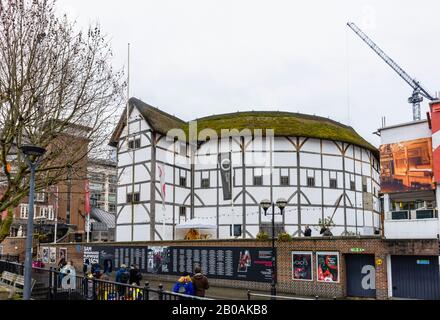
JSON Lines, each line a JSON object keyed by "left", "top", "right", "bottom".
{"left": 260, "top": 198, "right": 287, "bottom": 299}
{"left": 20, "top": 144, "right": 46, "bottom": 300}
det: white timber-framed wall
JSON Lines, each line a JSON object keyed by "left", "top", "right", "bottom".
{"left": 114, "top": 102, "right": 381, "bottom": 241}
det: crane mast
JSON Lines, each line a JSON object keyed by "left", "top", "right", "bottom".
{"left": 347, "top": 22, "right": 434, "bottom": 121}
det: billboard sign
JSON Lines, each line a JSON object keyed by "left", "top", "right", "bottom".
{"left": 380, "top": 138, "right": 434, "bottom": 193}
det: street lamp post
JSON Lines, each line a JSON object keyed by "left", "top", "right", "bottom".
{"left": 20, "top": 145, "right": 46, "bottom": 300}
{"left": 260, "top": 198, "right": 287, "bottom": 299}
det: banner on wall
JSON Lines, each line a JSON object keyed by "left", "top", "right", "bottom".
{"left": 147, "top": 246, "right": 171, "bottom": 274}
{"left": 82, "top": 245, "right": 274, "bottom": 283}
{"left": 380, "top": 138, "right": 434, "bottom": 193}
{"left": 49, "top": 247, "right": 57, "bottom": 264}
{"left": 218, "top": 152, "right": 232, "bottom": 200}
{"left": 316, "top": 252, "right": 339, "bottom": 283}
{"left": 292, "top": 252, "right": 313, "bottom": 281}
{"left": 59, "top": 248, "right": 67, "bottom": 262}
{"left": 145, "top": 246, "right": 274, "bottom": 283}
{"left": 42, "top": 247, "right": 49, "bottom": 264}
{"left": 83, "top": 246, "right": 149, "bottom": 272}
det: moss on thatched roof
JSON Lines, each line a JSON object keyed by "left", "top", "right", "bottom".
{"left": 110, "top": 98, "right": 377, "bottom": 155}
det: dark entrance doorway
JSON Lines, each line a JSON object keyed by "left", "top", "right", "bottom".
{"left": 391, "top": 255, "right": 440, "bottom": 300}
{"left": 345, "top": 254, "right": 376, "bottom": 298}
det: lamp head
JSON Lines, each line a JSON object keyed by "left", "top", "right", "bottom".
{"left": 276, "top": 198, "right": 287, "bottom": 210}
{"left": 260, "top": 199, "right": 272, "bottom": 211}
{"left": 20, "top": 145, "right": 46, "bottom": 157}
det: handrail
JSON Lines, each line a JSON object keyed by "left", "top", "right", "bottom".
{"left": 247, "top": 290, "right": 317, "bottom": 300}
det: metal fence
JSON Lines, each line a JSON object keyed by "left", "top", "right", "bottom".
{"left": 247, "top": 290, "right": 320, "bottom": 300}
{"left": 0, "top": 260, "right": 210, "bottom": 301}
{"left": 0, "top": 254, "right": 19, "bottom": 263}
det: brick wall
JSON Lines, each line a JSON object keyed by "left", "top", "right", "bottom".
{"left": 33, "top": 237, "right": 440, "bottom": 300}
{"left": 0, "top": 237, "right": 26, "bottom": 262}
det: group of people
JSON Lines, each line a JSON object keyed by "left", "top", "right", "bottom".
{"left": 172, "top": 266, "right": 209, "bottom": 298}
{"left": 81, "top": 259, "right": 209, "bottom": 299}
{"left": 303, "top": 225, "right": 333, "bottom": 237}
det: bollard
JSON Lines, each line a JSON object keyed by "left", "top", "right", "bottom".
{"left": 247, "top": 290, "right": 251, "bottom": 300}
{"left": 144, "top": 282, "right": 150, "bottom": 300}
{"left": 158, "top": 284, "right": 164, "bottom": 300}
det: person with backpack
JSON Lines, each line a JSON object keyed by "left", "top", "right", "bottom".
{"left": 91, "top": 263, "right": 102, "bottom": 279}
{"left": 172, "top": 272, "right": 195, "bottom": 296}
{"left": 129, "top": 264, "right": 142, "bottom": 286}
{"left": 115, "top": 264, "right": 130, "bottom": 299}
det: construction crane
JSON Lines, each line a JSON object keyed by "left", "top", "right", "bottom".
{"left": 347, "top": 22, "right": 435, "bottom": 121}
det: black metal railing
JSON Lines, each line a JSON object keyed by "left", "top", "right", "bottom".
{"left": 0, "top": 254, "right": 20, "bottom": 263}
{"left": 247, "top": 290, "right": 318, "bottom": 300}
{"left": 0, "top": 260, "right": 210, "bottom": 300}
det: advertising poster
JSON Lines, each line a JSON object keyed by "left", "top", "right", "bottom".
{"left": 49, "top": 247, "right": 57, "bottom": 264}
{"left": 42, "top": 247, "right": 49, "bottom": 264}
{"left": 292, "top": 252, "right": 313, "bottom": 281}
{"left": 380, "top": 138, "right": 434, "bottom": 193}
{"left": 59, "top": 248, "right": 67, "bottom": 262}
{"left": 147, "top": 246, "right": 170, "bottom": 274}
{"left": 316, "top": 252, "right": 339, "bottom": 283}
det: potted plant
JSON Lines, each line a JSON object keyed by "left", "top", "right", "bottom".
{"left": 256, "top": 231, "right": 269, "bottom": 241}
{"left": 277, "top": 232, "right": 292, "bottom": 242}
{"left": 316, "top": 216, "right": 335, "bottom": 236}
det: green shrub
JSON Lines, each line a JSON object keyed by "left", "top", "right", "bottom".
{"left": 277, "top": 232, "right": 292, "bottom": 242}
{"left": 256, "top": 231, "right": 269, "bottom": 241}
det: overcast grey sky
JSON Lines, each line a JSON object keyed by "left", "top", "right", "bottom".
{"left": 58, "top": 0, "right": 440, "bottom": 147}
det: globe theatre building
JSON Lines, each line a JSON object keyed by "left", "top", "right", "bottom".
{"left": 110, "top": 98, "right": 380, "bottom": 241}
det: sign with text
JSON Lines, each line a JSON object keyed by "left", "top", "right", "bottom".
{"left": 83, "top": 246, "right": 149, "bottom": 272}
{"left": 146, "top": 246, "right": 274, "bottom": 283}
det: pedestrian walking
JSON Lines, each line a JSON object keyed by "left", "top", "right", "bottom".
{"left": 129, "top": 264, "right": 142, "bottom": 286}
{"left": 83, "top": 258, "right": 91, "bottom": 275}
{"left": 115, "top": 264, "right": 130, "bottom": 299}
{"left": 191, "top": 266, "right": 209, "bottom": 297}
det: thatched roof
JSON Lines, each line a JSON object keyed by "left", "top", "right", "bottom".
{"left": 109, "top": 98, "right": 377, "bottom": 155}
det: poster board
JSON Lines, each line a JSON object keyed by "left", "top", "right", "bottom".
{"left": 49, "top": 247, "right": 56, "bottom": 264}
{"left": 82, "top": 245, "right": 274, "bottom": 283}
{"left": 292, "top": 252, "right": 313, "bottom": 281}
{"left": 316, "top": 252, "right": 339, "bottom": 283}
{"left": 83, "top": 246, "right": 149, "bottom": 272}
{"left": 59, "top": 248, "right": 67, "bottom": 262}
{"left": 42, "top": 247, "right": 49, "bottom": 264}
{"left": 158, "top": 246, "right": 273, "bottom": 283}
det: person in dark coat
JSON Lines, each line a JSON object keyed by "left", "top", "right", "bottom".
{"left": 129, "top": 265, "right": 142, "bottom": 286}
{"left": 83, "top": 259, "right": 91, "bottom": 275}
{"left": 115, "top": 264, "right": 130, "bottom": 299}
{"left": 191, "top": 266, "right": 209, "bottom": 297}
{"left": 304, "top": 225, "right": 312, "bottom": 237}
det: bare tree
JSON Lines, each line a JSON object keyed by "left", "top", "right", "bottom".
{"left": 0, "top": 0, "right": 124, "bottom": 242}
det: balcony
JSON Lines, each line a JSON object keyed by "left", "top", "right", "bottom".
{"left": 384, "top": 209, "right": 440, "bottom": 239}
